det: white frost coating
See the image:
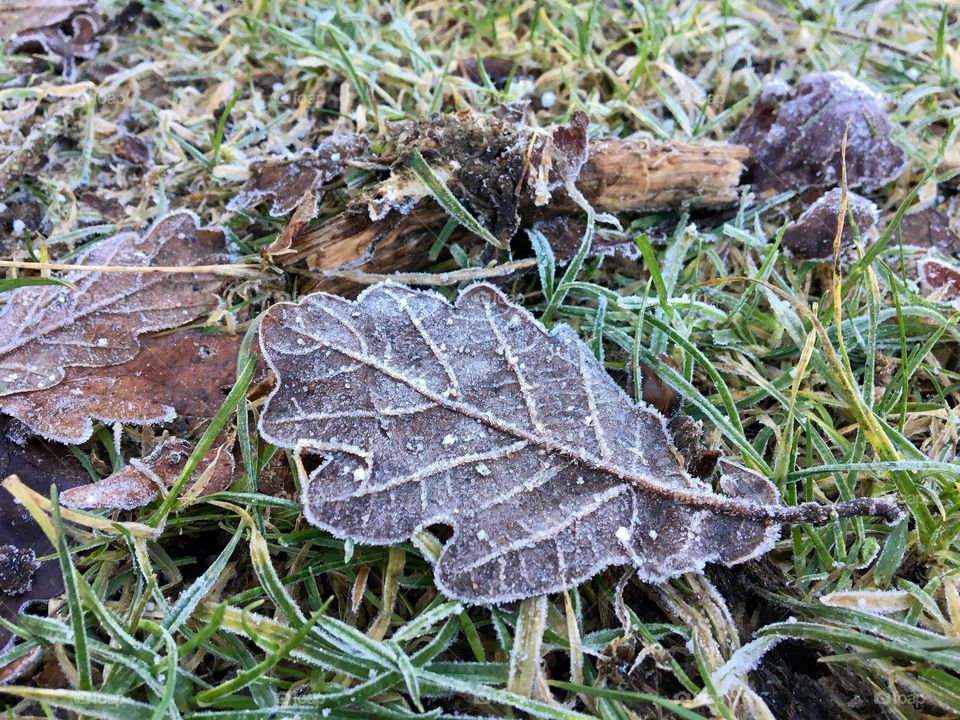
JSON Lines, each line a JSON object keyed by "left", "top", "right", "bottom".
{"left": 0, "top": 210, "right": 226, "bottom": 400}
{"left": 819, "top": 589, "right": 913, "bottom": 614}
{"left": 694, "top": 634, "right": 786, "bottom": 701}
{"left": 258, "top": 281, "right": 794, "bottom": 605}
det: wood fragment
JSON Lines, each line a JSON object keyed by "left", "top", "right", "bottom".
{"left": 277, "top": 140, "right": 748, "bottom": 283}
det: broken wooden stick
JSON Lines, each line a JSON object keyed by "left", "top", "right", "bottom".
{"left": 276, "top": 137, "right": 748, "bottom": 280}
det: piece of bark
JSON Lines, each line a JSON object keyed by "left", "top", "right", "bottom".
{"left": 278, "top": 139, "right": 748, "bottom": 278}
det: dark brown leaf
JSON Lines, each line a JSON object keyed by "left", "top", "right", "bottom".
{"left": 640, "top": 356, "right": 682, "bottom": 417}
{"left": 258, "top": 282, "right": 901, "bottom": 604}
{"left": 782, "top": 188, "right": 879, "bottom": 260}
{"left": 0, "top": 331, "right": 242, "bottom": 444}
{"left": 229, "top": 133, "right": 369, "bottom": 217}
{"left": 0, "top": 210, "right": 225, "bottom": 400}
{"left": 0, "top": 431, "right": 87, "bottom": 663}
{"left": 60, "top": 438, "right": 234, "bottom": 510}
{"left": 732, "top": 71, "right": 906, "bottom": 194}
{"left": 895, "top": 208, "right": 960, "bottom": 256}
{"left": 0, "top": 0, "right": 93, "bottom": 36}
{"left": 919, "top": 256, "right": 960, "bottom": 295}
{"left": 113, "top": 134, "right": 150, "bottom": 167}
{"left": 7, "top": 11, "right": 100, "bottom": 82}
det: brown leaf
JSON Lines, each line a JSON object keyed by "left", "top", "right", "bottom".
{"left": 0, "top": 210, "right": 225, "bottom": 400}
{"left": 0, "top": 431, "right": 87, "bottom": 664}
{"left": 258, "top": 282, "right": 901, "bottom": 604}
{"left": 228, "top": 133, "right": 369, "bottom": 218}
{"left": 60, "top": 438, "right": 235, "bottom": 510}
{"left": 7, "top": 11, "right": 100, "bottom": 82}
{"left": 264, "top": 189, "right": 319, "bottom": 263}
{"left": 364, "top": 108, "right": 593, "bottom": 248}
{"left": 782, "top": 188, "right": 879, "bottom": 260}
{"left": 0, "top": 0, "right": 93, "bottom": 36}
{"left": 919, "top": 256, "right": 960, "bottom": 295}
{"left": 113, "top": 134, "right": 150, "bottom": 167}
{"left": 895, "top": 208, "right": 960, "bottom": 255}
{"left": 732, "top": 72, "right": 906, "bottom": 194}
{"left": 0, "top": 331, "right": 243, "bottom": 444}
{"left": 456, "top": 58, "right": 519, "bottom": 88}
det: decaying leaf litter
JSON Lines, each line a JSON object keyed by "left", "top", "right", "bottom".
{"left": 0, "top": 1, "right": 958, "bottom": 718}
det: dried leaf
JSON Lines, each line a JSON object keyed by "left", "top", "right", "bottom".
{"left": 264, "top": 189, "right": 319, "bottom": 263}
{"left": 782, "top": 188, "right": 879, "bottom": 260}
{"left": 532, "top": 216, "right": 639, "bottom": 263}
{"left": 228, "top": 133, "right": 369, "bottom": 217}
{"left": 0, "top": 431, "right": 87, "bottom": 659}
{"left": 258, "top": 282, "right": 900, "bottom": 604}
{"left": 0, "top": 210, "right": 226, "bottom": 399}
{"left": 0, "top": 331, "right": 243, "bottom": 444}
{"left": 919, "top": 256, "right": 960, "bottom": 296}
{"left": 0, "top": 0, "right": 93, "bottom": 36}
{"left": 367, "top": 107, "right": 593, "bottom": 247}
{"left": 113, "top": 134, "right": 150, "bottom": 167}
{"left": 60, "top": 438, "right": 235, "bottom": 511}
{"left": 6, "top": 12, "right": 100, "bottom": 82}
{"left": 896, "top": 208, "right": 960, "bottom": 256}
{"left": 0, "top": 545, "right": 39, "bottom": 596}
{"left": 732, "top": 71, "right": 906, "bottom": 194}
{"left": 456, "top": 57, "right": 520, "bottom": 88}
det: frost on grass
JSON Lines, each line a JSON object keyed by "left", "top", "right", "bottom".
{"left": 0, "top": 429, "right": 86, "bottom": 662}
{"left": 819, "top": 589, "right": 913, "bottom": 615}
{"left": 732, "top": 71, "right": 906, "bottom": 194}
{"left": 0, "top": 210, "right": 225, "bottom": 399}
{"left": 782, "top": 188, "right": 879, "bottom": 260}
{"left": 61, "top": 438, "right": 235, "bottom": 511}
{"left": 258, "top": 282, "right": 900, "bottom": 604}
{"left": 228, "top": 133, "right": 369, "bottom": 217}
{"left": 0, "top": 331, "right": 244, "bottom": 444}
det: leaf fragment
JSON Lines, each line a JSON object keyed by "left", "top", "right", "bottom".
{"left": 782, "top": 188, "right": 879, "bottom": 260}
{"left": 0, "top": 430, "right": 87, "bottom": 665}
{"left": 732, "top": 71, "right": 906, "bottom": 194}
{"left": 5, "top": 11, "right": 100, "bottom": 82}
{"left": 0, "top": 331, "right": 244, "bottom": 444}
{"left": 896, "top": 208, "right": 960, "bottom": 255}
{"left": 60, "top": 438, "right": 235, "bottom": 511}
{"left": 228, "top": 133, "right": 369, "bottom": 217}
{"left": 258, "top": 282, "right": 901, "bottom": 604}
{"left": 0, "top": 0, "right": 93, "bottom": 37}
{"left": 0, "top": 210, "right": 226, "bottom": 400}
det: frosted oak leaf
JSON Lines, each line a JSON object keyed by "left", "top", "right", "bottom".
{"left": 0, "top": 332, "right": 243, "bottom": 444}
{"left": 258, "top": 282, "right": 901, "bottom": 604}
{"left": 0, "top": 210, "right": 225, "bottom": 400}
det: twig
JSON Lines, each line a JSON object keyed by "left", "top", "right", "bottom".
{"left": 0, "top": 260, "right": 267, "bottom": 278}
{"left": 304, "top": 257, "right": 538, "bottom": 286}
